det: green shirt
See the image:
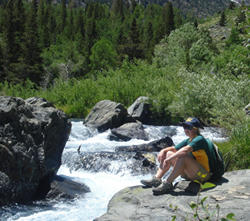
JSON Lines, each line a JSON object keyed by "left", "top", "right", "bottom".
{"left": 175, "top": 135, "right": 213, "bottom": 172}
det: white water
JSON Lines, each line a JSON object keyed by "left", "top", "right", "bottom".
{"left": 0, "top": 120, "right": 226, "bottom": 221}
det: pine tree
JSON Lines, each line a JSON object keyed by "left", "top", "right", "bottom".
{"left": 1, "top": 0, "right": 22, "bottom": 83}
{"left": 130, "top": 0, "right": 137, "bottom": 14}
{"left": 111, "top": 0, "right": 124, "bottom": 20}
{"left": 228, "top": 2, "right": 235, "bottom": 10}
{"left": 75, "top": 31, "right": 84, "bottom": 54}
{"left": 129, "top": 17, "right": 140, "bottom": 44}
{"left": 48, "top": 1, "right": 56, "bottom": 45}
{"left": 194, "top": 18, "right": 198, "bottom": 29}
{"left": 164, "top": 1, "right": 175, "bottom": 36}
{"left": 75, "top": 8, "right": 84, "bottom": 34}
{"left": 93, "top": 3, "right": 103, "bottom": 21}
{"left": 116, "top": 27, "right": 125, "bottom": 46}
{"left": 144, "top": 21, "right": 154, "bottom": 62}
{"left": 37, "top": 0, "right": 45, "bottom": 27}
{"left": 61, "top": 0, "right": 67, "bottom": 33}
{"left": 219, "top": 10, "right": 226, "bottom": 27}
{"left": 13, "top": 0, "right": 26, "bottom": 59}
{"left": 175, "top": 9, "right": 183, "bottom": 29}
{"left": 23, "top": 0, "right": 43, "bottom": 85}
{"left": 116, "top": 27, "right": 127, "bottom": 62}
{"left": 0, "top": 43, "right": 4, "bottom": 81}
{"left": 42, "top": 5, "right": 51, "bottom": 48}
{"left": 86, "top": 1, "right": 94, "bottom": 19}
{"left": 0, "top": 27, "right": 6, "bottom": 82}
{"left": 152, "top": 21, "right": 165, "bottom": 45}
{"left": 129, "top": 17, "right": 143, "bottom": 60}
{"left": 64, "top": 9, "right": 74, "bottom": 40}
{"left": 125, "top": 0, "right": 130, "bottom": 14}
{"left": 84, "top": 18, "right": 97, "bottom": 73}
{"left": 237, "top": 4, "right": 246, "bottom": 24}
{"left": 144, "top": 21, "right": 153, "bottom": 48}
{"left": 226, "top": 28, "right": 242, "bottom": 47}
{"left": 38, "top": 0, "right": 51, "bottom": 49}
{"left": 4, "top": 0, "right": 15, "bottom": 66}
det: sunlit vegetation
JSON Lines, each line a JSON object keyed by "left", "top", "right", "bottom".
{"left": 0, "top": 0, "right": 250, "bottom": 171}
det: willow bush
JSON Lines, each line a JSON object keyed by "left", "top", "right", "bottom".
{"left": 42, "top": 78, "right": 102, "bottom": 117}
{"left": 167, "top": 69, "right": 250, "bottom": 129}
{"left": 227, "top": 118, "right": 250, "bottom": 170}
{"left": 0, "top": 79, "right": 40, "bottom": 99}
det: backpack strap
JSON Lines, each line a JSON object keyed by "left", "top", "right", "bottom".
{"left": 212, "top": 142, "right": 223, "bottom": 162}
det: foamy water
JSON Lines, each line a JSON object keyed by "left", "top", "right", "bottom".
{"left": 1, "top": 121, "right": 226, "bottom": 221}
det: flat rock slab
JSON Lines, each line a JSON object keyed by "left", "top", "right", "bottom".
{"left": 95, "top": 170, "right": 250, "bottom": 221}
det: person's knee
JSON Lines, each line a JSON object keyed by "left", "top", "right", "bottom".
{"left": 166, "top": 151, "right": 175, "bottom": 158}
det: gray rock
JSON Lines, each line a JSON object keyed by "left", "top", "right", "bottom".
{"left": 84, "top": 100, "right": 128, "bottom": 132}
{"left": 109, "top": 122, "right": 149, "bottom": 141}
{"left": 45, "top": 175, "right": 90, "bottom": 201}
{"left": 25, "top": 97, "right": 55, "bottom": 108}
{"left": 243, "top": 103, "right": 250, "bottom": 115}
{"left": 95, "top": 170, "right": 250, "bottom": 221}
{"left": 221, "top": 35, "right": 226, "bottom": 40}
{"left": 115, "top": 136, "right": 174, "bottom": 152}
{"left": 127, "top": 97, "right": 150, "bottom": 123}
{"left": 0, "top": 96, "right": 71, "bottom": 206}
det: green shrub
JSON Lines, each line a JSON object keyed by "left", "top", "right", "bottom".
{"left": 227, "top": 118, "right": 250, "bottom": 170}
{"left": 0, "top": 79, "right": 40, "bottom": 99}
{"left": 168, "top": 70, "right": 250, "bottom": 128}
{"left": 153, "top": 23, "right": 218, "bottom": 71}
{"left": 213, "top": 45, "right": 250, "bottom": 77}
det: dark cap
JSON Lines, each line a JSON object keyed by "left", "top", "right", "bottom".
{"left": 180, "top": 117, "right": 203, "bottom": 129}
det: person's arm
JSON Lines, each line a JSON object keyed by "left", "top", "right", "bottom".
{"left": 163, "top": 145, "right": 193, "bottom": 167}
{"left": 157, "top": 146, "right": 177, "bottom": 164}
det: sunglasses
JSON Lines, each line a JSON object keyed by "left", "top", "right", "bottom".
{"left": 183, "top": 125, "right": 193, "bottom": 130}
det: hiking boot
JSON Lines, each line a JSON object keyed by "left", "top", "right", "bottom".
{"left": 140, "top": 176, "right": 162, "bottom": 187}
{"left": 152, "top": 181, "right": 173, "bottom": 195}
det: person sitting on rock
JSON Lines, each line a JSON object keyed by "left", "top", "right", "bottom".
{"left": 141, "top": 117, "right": 212, "bottom": 195}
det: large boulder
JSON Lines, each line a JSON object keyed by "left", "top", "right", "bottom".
{"left": 0, "top": 96, "right": 71, "bottom": 206}
{"left": 94, "top": 170, "right": 250, "bottom": 221}
{"left": 127, "top": 97, "right": 151, "bottom": 124}
{"left": 109, "top": 122, "right": 149, "bottom": 141}
{"left": 84, "top": 100, "right": 128, "bottom": 132}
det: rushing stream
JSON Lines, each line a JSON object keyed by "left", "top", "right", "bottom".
{"left": 0, "top": 120, "right": 226, "bottom": 221}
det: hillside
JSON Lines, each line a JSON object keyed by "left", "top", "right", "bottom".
{"left": 142, "top": 0, "right": 250, "bottom": 18}
{"left": 170, "top": 0, "right": 231, "bottom": 17}
{"left": 36, "top": 0, "right": 250, "bottom": 18}
{"left": 199, "top": 3, "right": 249, "bottom": 51}
{"left": 62, "top": 0, "right": 250, "bottom": 17}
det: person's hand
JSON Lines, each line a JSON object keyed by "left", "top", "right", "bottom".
{"left": 157, "top": 149, "right": 166, "bottom": 164}
{"left": 161, "top": 157, "right": 171, "bottom": 169}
